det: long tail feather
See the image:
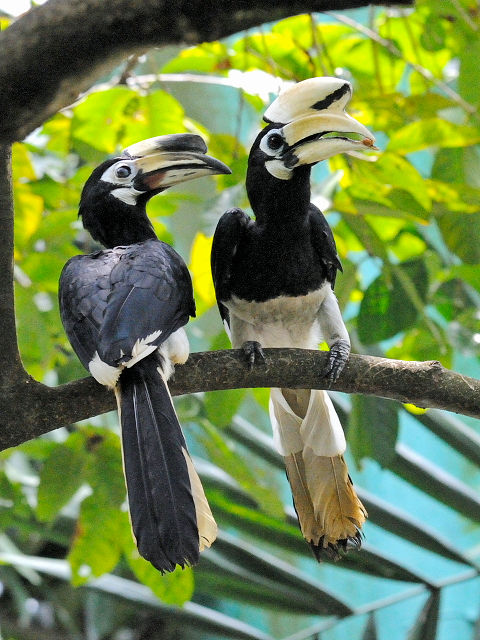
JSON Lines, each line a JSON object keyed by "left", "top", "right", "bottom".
{"left": 271, "top": 387, "right": 367, "bottom": 560}
{"left": 118, "top": 355, "right": 216, "bottom": 572}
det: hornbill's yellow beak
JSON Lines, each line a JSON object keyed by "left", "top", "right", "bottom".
{"left": 260, "top": 77, "right": 376, "bottom": 180}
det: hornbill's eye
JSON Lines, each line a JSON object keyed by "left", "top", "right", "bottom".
{"left": 115, "top": 165, "right": 132, "bottom": 179}
{"left": 266, "top": 132, "right": 284, "bottom": 151}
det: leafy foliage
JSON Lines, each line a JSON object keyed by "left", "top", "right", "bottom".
{"left": 2, "top": 1, "right": 480, "bottom": 640}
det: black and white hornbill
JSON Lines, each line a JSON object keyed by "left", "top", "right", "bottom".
{"left": 59, "top": 134, "right": 230, "bottom": 572}
{"left": 211, "top": 77, "right": 376, "bottom": 559}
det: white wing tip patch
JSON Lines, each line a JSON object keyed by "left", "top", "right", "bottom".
{"left": 89, "top": 352, "right": 121, "bottom": 388}
{"left": 125, "top": 330, "right": 162, "bottom": 369}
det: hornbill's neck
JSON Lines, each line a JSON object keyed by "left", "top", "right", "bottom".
{"left": 79, "top": 190, "right": 157, "bottom": 249}
{"left": 246, "top": 163, "right": 312, "bottom": 227}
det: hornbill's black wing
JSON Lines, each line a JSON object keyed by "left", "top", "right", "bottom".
{"left": 59, "top": 238, "right": 195, "bottom": 370}
{"left": 59, "top": 239, "right": 214, "bottom": 573}
{"left": 211, "top": 207, "right": 251, "bottom": 328}
{"left": 308, "top": 204, "right": 343, "bottom": 289}
{"left": 59, "top": 249, "right": 118, "bottom": 370}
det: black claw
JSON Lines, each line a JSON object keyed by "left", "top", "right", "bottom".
{"left": 323, "top": 339, "right": 350, "bottom": 384}
{"left": 310, "top": 530, "right": 363, "bottom": 563}
{"left": 241, "top": 341, "right": 265, "bottom": 370}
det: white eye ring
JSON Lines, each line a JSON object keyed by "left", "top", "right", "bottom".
{"left": 259, "top": 129, "right": 285, "bottom": 156}
{"left": 100, "top": 160, "right": 137, "bottom": 185}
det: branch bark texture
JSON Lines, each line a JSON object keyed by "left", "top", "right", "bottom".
{"left": 1, "top": 349, "right": 478, "bottom": 451}
{"left": 0, "top": 0, "right": 412, "bottom": 143}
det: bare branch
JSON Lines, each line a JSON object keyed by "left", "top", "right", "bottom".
{"left": 0, "top": 0, "right": 412, "bottom": 143}
{"left": 1, "top": 349, "right": 478, "bottom": 451}
{"left": 0, "top": 144, "right": 25, "bottom": 383}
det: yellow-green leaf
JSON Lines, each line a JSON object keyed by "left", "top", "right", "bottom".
{"left": 387, "top": 119, "right": 480, "bottom": 154}
{"left": 126, "top": 541, "right": 194, "bottom": 605}
{"left": 189, "top": 232, "right": 216, "bottom": 315}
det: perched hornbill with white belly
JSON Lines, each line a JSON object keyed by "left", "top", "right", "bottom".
{"left": 211, "top": 78, "right": 376, "bottom": 559}
{"left": 59, "top": 134, "right": 230, "bottom": 572}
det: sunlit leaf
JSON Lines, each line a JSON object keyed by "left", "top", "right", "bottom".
{"left": 12, "top": 143, "right": 36, "bottom": 181}
{"left": 387, "top": 119, "right": 480, "bottom": 154}
{"left": 71, "top": 87, "right": 137, "bottom": 154}
{"left": 122, "top": 90, "right": 188, "bottom": 143}
{"left": 162, "top": 42, "right": 230, "bottom": 74}
{"left": 14, "top": 185, "right": 44, "bottom": 251}
{"left": 189, "top": 232, "right": 216, "bottom": 315}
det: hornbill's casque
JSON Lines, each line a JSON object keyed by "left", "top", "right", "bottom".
{"left": 59, "top": 134, "right": 230, "bottom": 572}
{"left": 211, "top": 78, "right": 376, "bottom": 559}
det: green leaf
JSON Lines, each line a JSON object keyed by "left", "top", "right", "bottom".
{"left": 352, "top": 152, "right": 432, "bottom": 212}
{"left": 211, "top": 531, "right": 353, "bottom": 617}
{"left": 341, "top": 213, "right": 390, "bottom": 261}
{"left": 386, "top": 322, "right": 451, "bottom": 368}
{"left": 162, "top": 42, "right": 230, "bottom": 74}
{"left": 36, "top": 439, "right": 86, "bottom": 523}
{"left": 72, "top": 86, "right": 135, "bottom": 154}
{"left": 437, "top": 211, "right": 480, "bottom": 264}
{"left": 126, "top": 542, "right": 194, "bottom": 606}
{"left": 357, "top": 259, "right": 429, "bottom": 343}
{"left": 407, "top": 590, "right": 440, "bottom": 640}
{"left": 359, "top": 488, "right": 473, "bottom": 565}
{"left": 459, "top": 38, "right": 480, "bottom": 105}
{"left": 349, "top": 396, "right": 399, "bottom": 467}
{"left": 198, "top": 420, "right": 284, "bottom": 517}
{"left": 122, "top": 90, "right": 188, "bottom": 143}
{"left": 83, "top": 429, "right": 125, "bottom": 507}
{"left": 68, "top": 498, "right": 129, "bottom": 585}
{"left": 362, "top": 613, "right": 378, "bottom": 640}
{"left": 204, "top": 389, "right": 246, "bottom": 426}
{"left": 391, "top": 444, "right": 480, "bottom": 521}
{"left": 387, "top": 119, "right": 480, "bottom": 154}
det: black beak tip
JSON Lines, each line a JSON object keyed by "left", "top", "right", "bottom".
{"left": 210, "top": 157, "right": 232, "bottom": 176}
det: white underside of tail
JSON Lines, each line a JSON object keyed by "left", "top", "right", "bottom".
{"left": 89, "top": 327, "right": 189, "bottom": 387}
{"left": 269, "top": 387, "right": 346, "bottom": 457}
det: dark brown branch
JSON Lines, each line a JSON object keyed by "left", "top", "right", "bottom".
{"left": 1, "top": 349, "right": 478, "bottom": 451}
{"left": 0, "top": 0, "right": 413, "bottom": 143}
{"left": 0, "top": 144, "right": 24, "bottom": 382}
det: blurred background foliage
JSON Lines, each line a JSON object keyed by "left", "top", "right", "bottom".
{"left": 2, "top": 0, "right": 480, "bottom": 639}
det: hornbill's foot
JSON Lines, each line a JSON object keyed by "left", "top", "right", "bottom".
{"left": 241, "top": 341, "right": 265, "bottom": 370}
{"left": 323, "top": 339, "right": 350, "bottom": 384}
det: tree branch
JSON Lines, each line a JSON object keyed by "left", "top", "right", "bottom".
{"left": 0, "top": 144, "right": 25, "bottom": 383}
{"left": 1, "top": 349, "right": 478, "bottom": 451}
{"left": 0, "top": 0, "right": 413, "bottom": 143}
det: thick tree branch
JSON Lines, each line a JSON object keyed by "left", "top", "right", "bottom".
{"left": 0, "top": 0, "right": 412, "bottom": 144}
{"left": 1, "top": 349, "right": 478, "bottom": 451}
{"left": 0, "top": 145, "right": 24, "bottom": 383}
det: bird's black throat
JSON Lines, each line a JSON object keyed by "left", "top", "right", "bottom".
{"left": 79, "top": 181, "right": 157, "bottom": 249}
{"left": 246, "top": 160, "right": 312, "bottom": 227}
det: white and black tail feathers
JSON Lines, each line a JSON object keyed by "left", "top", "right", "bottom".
{"left": 270, "top": 387, "right": 367, "bottom": 561}
{"left": 117, "top": 354, "right": 217, "bottom": 573}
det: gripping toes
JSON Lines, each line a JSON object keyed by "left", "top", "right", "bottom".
{"left": 241, "top": 341, "right": 265, "bottom": 370}
{"left": 323, "top": 339, "right": 350, "bottom": 383}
